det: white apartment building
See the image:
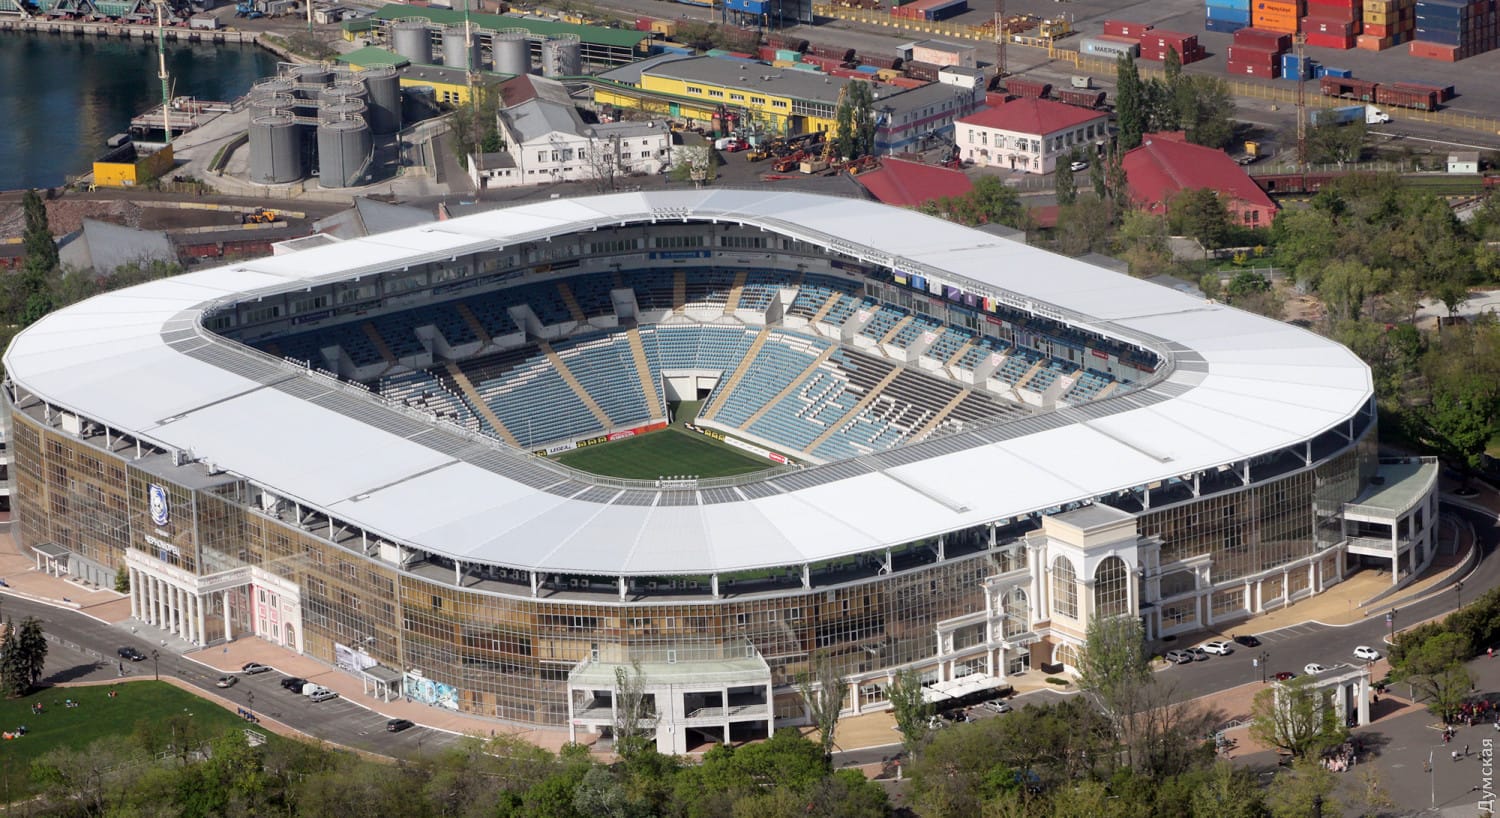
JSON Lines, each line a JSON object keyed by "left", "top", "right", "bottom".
{"left": 955, "top": 97, "right": 1110, "bottom": 174}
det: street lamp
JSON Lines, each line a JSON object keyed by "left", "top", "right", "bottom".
{"left": 1387, "top": 608, "right": 1397, "bottom": 645}
{"left": 1259, "top": 651, "right": 1270, "bottom": 683}
{"left": 150, "top": 649, "right": 160, "bottom": 682}
{"left": 1456, "top": 581, "right": 1464, "bottom": 610}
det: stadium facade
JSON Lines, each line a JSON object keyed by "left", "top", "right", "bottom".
{"left": 3, "top": 191, "right": 1436, "bottom": 753}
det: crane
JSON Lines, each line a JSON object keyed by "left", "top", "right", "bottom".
{"left": 153, "top": 0, "right": 172, "bottom": 146}
{"left": 1294, "top": 31, "right": 1308, "bottom": 171}
{"left": 822, "top": 83, "right": 849, "bottom": 164}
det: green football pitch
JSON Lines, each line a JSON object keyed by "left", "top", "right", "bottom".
{"left": 556, "top": 427, "right": 770, "bottom": 479}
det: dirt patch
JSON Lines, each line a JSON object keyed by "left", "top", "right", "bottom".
{"left": 1284, "top": 292, "right": 1326, "bottom": 327}
{"left": 0, "top": 198, "right": 142, "bottom": 239}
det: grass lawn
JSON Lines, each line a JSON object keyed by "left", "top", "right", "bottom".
{"left": 556, "top": 427, "right": 768, "bottom": 479}
{"left": 0, "top": 681, "right": 279, "bottom": 798}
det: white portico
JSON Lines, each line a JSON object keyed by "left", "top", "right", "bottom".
{"left": 125, "top": 549, "right": 304, "bottom": 653}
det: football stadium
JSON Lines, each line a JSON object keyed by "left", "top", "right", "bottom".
{"left": 2, "top": 190, "right": 1437, "bottom": 752}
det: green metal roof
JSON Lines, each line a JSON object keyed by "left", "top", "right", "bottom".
{"left": 335, "top": 46, "right": 411, "bottom": 68}
{"left": 365, "top": 4, "right": 648, "bottom": 48}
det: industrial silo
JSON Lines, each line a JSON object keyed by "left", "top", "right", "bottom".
{"left": 249, "top": 114, "right": 303, "bottom": 184}
{"left": 319, "top": 98, "right": 367, "bottom": 125}
{"left": 391, "top": 19, "right": 433, "bottom": 65}
{"left": 317, "top": 118, "right": 373, "bottom": 188}
{"left": 325, "top": 79, "right": 369, "bottom": 107}
{"left": 290, "top": 63, "right": 333, "bottom": 98}
{"left": 402, "top": 85, "right": 439, "bottom": 122}
{"left": 493, "top": 28, "right": 531, "bottom": 76}
{"left": 360, "top": 65, "right": 402, "bottom": 135}
{"left": 541, "top": 34, "right": 581, "bottom": 77}
{"left": 249, "top": 92, "right": 296, "bottom": 117}
{"left": 442, "top": 25, "right": 483, "bottom": 70}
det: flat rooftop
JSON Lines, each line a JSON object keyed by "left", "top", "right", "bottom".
{"left": 1346, "top": 459, "right": 1439, "bottom": 517}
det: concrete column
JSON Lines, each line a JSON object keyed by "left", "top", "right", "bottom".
{"left": 223, "top": 590, "right": 232, "bottom": 642}
{"left": 153, "top": 577, "right": 164, "bottom": 627}
{"left": 1203, "top": 590, "right": 1214, "bottom": 627}
{"left": 170, "top": 585, "right": 180, "bottom": 636}
{"left": 618, "top": 576, "right": 627, "bottom": 602}
{"left": 1357, "top": 677, "right": 1371, "bottom": 726}
{"left": 454, "top": 561, "right": 463, "bottom": 588}
{"left": 711, "top": 574, "right": 720, "bottom": 599}
{"left": 1282, "top": 572, "right": 1289, "bottom": 605}
{"left": 196, "top": 595, "right": 206, "bottom": 645}
{"left": 530, "top": 571, "right": 539, "bottom": 598}
{"left": 129, "top": 568, "right": 140, "bottom": 621}
{"left": 801, "top": 564, "right": 810, "bottom": 589}
{"left": 1245, "top": 580, "right": 1254, "bottom": 614}
{"left": 182, "top": 592, "right": 192, "bottom": 644}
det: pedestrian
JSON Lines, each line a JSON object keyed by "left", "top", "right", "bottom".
{"left": 1490, "top": 646, "right": 1494, "bottom": 659}
{"left": 1466, "top": 744, "right": 1471, "bottom": 757}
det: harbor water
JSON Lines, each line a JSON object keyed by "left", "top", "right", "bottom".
{"left": 0, "top": 31, "right": 278, "bottom": 190}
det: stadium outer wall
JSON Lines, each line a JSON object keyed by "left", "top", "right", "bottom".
{"left": 4, "top": 366, "right": 1396, "bottom": 743}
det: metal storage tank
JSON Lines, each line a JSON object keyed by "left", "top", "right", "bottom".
{"left": 402, "top": 85, "right": 439, "bottom": 122}
{"left": 541, "top": 34, "right": 581, "bottom": 77}
{"left": 317, "top": 118, "right": 373, "bottom": 188}
{"left": 290, "top": 63, "right": 333, "bottom": 96}
{"left": 391, "top": 19, "right": 433, "bottom": 65}
{"left": 360, "top": 65, "right": 403, "bottom": 135}
{"left": 325, "top": 80, "right": 369, "bottom": 106}
{"left": 249, "top": 92, "right": 296, "bottom": 117}
{"left": 442, "top": 25, "right": 483, "bottom": 70}
{"left": 319, "top": 98, "right": 367, "bottom": 125}
{"left": 493, "top": 28, "right": 531, "bottom": 76}
{"left": 249, "top": 114, "right": 303, "bottom": 184}
{"left": 252, "top": 76, "right": 297, "bottom": 100}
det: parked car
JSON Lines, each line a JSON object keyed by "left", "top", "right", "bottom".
{"left": 281, "top": 677, "right": 308, "bottom": 692}
{"left": 1164, "top": 649, "right": 1194, "bottom": 665}
{"left": 1304, "top": 663, "right": 1328, "bottom": 675}
{"left": 982, "top": 700, "right": 1013, "bottom": 714}
{"left": 1070, "top": 160, "right": 1088, "bottom": 172}
{"left": 1353, "top": 646, "right": 1382, "bottom": 661}
{"left": 1233, "top": 634, "right": 1262, "bottom": 648}
{"left": 309, "top": 689, "right": 339, "bottom": 703}
{"left": 387, "top": 718, "right": 415, "bottom": 732}
{"left": 117, "top": 647, "right": 146, "bottom": 662}
{"left": 1273, "top": 671, "right": 1297, "bottom": 681}
{"left": 241, "top": 662, "right": 271, "bottom": 674}
{"left": 1188, "top": 647, "right": 1211, "bottom": 661}
{"left": 215, "top": 676, "right": 237, "bottom": 689}
{"left": 1201, "top": 641, "right": 1235, "bottom": 656}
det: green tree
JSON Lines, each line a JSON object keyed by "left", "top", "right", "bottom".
{"left": 1056, "top": 149, "right": 1078, "bottom": 207}
{"left": 1392, "top": 630, "right": 1475, "bottom": 722}
{"left": 613, "top": 661, "right": 654, "bottom": 761}
{"left": 1167, "top": 188, "right": 1232, "bottom": 249}
{"left": 1115, "top": 54, "right": 1145, "bottom": 150}
{"left": 887, "top": 667, "right": 931, "bottom": 754}
{"left": 798, "top": 653, "right": 848, "bottom": 757}
{"left": 1419, "top": 370, "right": 1499, "bottom": 477}
{"left": 1076, "top": 615, "right": 1152, "bottom": 759}
{"left": 1114, "top": 209, "right": 1172, "bottom": 274}
{"left": 1248, "top": 676, "right": 1348, "bottom": 761}
{"left": 1318, "top": 260, "right": 1390, "bottom": 322}
{"left": 19, "top": 189, "right": 57, "bottom": 326}
{"left": 1174, "top": 76, "right": 1236, "bottom": 150}
{"left": 1055, "top": 196, "right": 1115, "bottom": 257}
{"left": 1190, "top": 762, "right": 1269, "bottom": 818}
{"left": 669, "top": 145, "right": 718, "bottom": 186}
{"left": 1106, "top": 145, "right": 1131, "bottom": 213}
{"left": 1, "top": 616, "right": 47, "bottom": 696}
{"left": 1306, "top": 119, "right": 1366, "bottom": 166}
{"left": 833, "top": 80, "right": 876, "bottom": 161}
{"left": 1266, "top": 759, "right": 1340, "bottom": 818}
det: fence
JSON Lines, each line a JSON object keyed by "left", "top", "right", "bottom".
{"left": 812, "top": 3, "right": 1000, "bottom": 41}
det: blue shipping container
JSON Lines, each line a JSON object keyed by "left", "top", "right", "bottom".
{"left": 1206, "top": 5, "right": 1252, "bottom": 21}
{"left": 1205, "top": 0, "right": 1252, "bottom": 9}
{"left": 726, "top": 0, "right": 770, "bottom": 12}
{"left": 1204, "top": 16, "right": 1249, "bottom": 31}
{"left": 856, "top": 64, "right": 880, "bottom": 73}
{"left": 1321, "top": 66, "right": 1353, "bottom": 77}
{"left": 1416, "top": 28, "right": 1463, "bottom": 42}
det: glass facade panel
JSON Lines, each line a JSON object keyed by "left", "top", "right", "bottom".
{"left": 1052, "top": 558, "right": 1078, "bottom": 621}
{"left": 1093, "top": 556, "right": 1129, "bottom": 618}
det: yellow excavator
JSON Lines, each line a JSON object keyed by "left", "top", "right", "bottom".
{"left": 242, "top": 207, "right": 278, "bottom": 224}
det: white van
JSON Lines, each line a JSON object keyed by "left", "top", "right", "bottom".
{"left": 302, "top": 683, "right": 329, "bottom": 697}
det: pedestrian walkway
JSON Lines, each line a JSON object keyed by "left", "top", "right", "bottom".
{"left": 0, "top": 530, "right": 131, "bottom": 624}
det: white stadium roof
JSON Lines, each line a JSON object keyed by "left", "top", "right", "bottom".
{"left": 4, "top": 190, "right": 1373, "bottom": 577}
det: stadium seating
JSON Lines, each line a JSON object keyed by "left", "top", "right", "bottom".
{"left": 1064, "top": 370, "right": 1115, "bottom": 402}
{"left": 683, "top": 270, "right": 736, "bottom": 307}
{"left": 464, "top": 289, "right": 521, "bottom": 339}
{"left": 992, "top": 348, "right": 1043, "bottom": 386}
{"left": 889, "top": 315, "right": 944, "bottom": 350}
{"left": 745, "top": 348, "right": 869, "bottom": 451}
{"left": 1019, "top": 359, "right": 1077, "bottom": 393}
{"left": 622, "top": 271, "right": 675, "bottom": 311}
{"left": 710, "top": 332, "right": 832, "bottom": 427}
{"left": 566, "top": 272, "right": 618, "bottom": 318}
{"left": 267, "top": 322, "right": 383, "bottom": 369}
{"left": 954, "top": 336, "right": 1009, "bottom": 372}
{"left": 506, "top": 280, "right": 573, "bottom": 327}
{"left": 380, "top": 369, "right": 482, "bottom": 434}
{"left": 787, "top": 285, "right": 838, "bottom": 319}
{"left": 923, "top": 327, "right": 973, "bottom": 364}
{"left": 737, "top": 271, "right": 787, "bottom": 312}
{"left": 822, "top": 295, "right": 878, "bottom": 328}
{"left": 469, "top": 347, "right": 599, "bottom": 448}
{"left": 552, "top": 333, "right": 653, "bottom": 427}
{"left": 858, "top": 306, "right": 907, "bottom": 342}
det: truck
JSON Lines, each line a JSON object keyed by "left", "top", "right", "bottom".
{"left": 1308, "top": 105, "right": 1390, "bottom": 127}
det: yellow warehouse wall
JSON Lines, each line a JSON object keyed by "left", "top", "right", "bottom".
{"left": 635, "top": 75, "right": 837, "bottom": 135}
{"left": 93, "top": 144, "right": 174, "bottom": 188}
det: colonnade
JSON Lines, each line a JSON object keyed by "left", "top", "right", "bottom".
{"left": 127, "top": 565, "right": 231, "bottom": 646}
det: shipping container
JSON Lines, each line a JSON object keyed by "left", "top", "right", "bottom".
{"left": 1229, "top": 44, "right": 1282, "bottom": 63}
{"left": 1207, "top": 0, "right": 1254, "bottom": 9}
{"left": 904, "top": 60, "right": 941, "bottom": 81}
{"left": 1140, "top": 29, "right": 1199, "bottom": 48}
{"left": 1356, "top": 33, "right": 1397, "bottom": 46}
{"left": 1053, "top": 88, "right": 1108, "bottom": 107}
{"left": 1206, "top": 16, "right": 1251, "bottom": 31}
{"left": 1208, "top": 5, "right": 1254, "bottom": 21}
{"left": 1303, "top": 16, "right": 1360, "bottom": 34}
{"left": 1393, "top": 80, "right": 1455, "bottom": 100}
{"left": 635, "top": 16, "right": 654, "bottom": 31}
{"left": 1004, "top": 78, "right": 1053, "bottom": 97}
{"left": 1281, "top": 52, "right": 1317, "bottom": 76}
{"left": 1234, "top": 27, "right": 1294, "bottom": 50}
{"left": 1226, "top": 59, "right": 1279, "bottom": 77}
{"left": 1080, "top": 35, "right": 1141, "bottom": 58}
{"left": 1103, "top": 19, "right": 1154, "bottom": 37}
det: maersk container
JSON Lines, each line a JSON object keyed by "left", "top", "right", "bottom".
{"left": 1080, "top": 36, "right": 1141, "bottom": 58}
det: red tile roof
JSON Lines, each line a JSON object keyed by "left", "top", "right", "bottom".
{"left": 855, "top": 158, "right": 974, "bottom": 208}
{"left": 1122, "top": 132, "right": 1277, "bottom": 216}
{"left": 958, "top": 97, "right": 1107, "bottom": 136}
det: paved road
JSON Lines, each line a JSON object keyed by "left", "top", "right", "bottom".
{"left": 0, "top": 593, "right": 463, "bottom": 761}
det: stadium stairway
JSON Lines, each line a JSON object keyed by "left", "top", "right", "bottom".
{"left": 455, "top": 303, "right": 493, "bottom": 346}
{"left": 724, "top": 270, "right": 748, "bottom": 313}
{"left": 698, "top": 328, "right": 772, "bottom": 422}
{"left": 442, "top": 362, "right": 521, "bottom": 447}
{"left": 1016, "top": 359, "right": 1047, "bottom": 390}
{"left": 945, "top": 339, "right": 975, "bottom": 368}
{"left": 738, "top": 346, "right": 837, "bottom": 429}
{"left": 672, "top": 270, "right": 687, "bottom": 314}
{"left": 363, "top": 322, "right": 399, "bottom": 368}
{"left": 914, "top": 388, "right": 971, "bottom": 441}
{"left": 540, "top": 342, "right": 614, "bottom": 429}
{"left": 625, "top": 328, "right": 665, "bottom": 419}
{"left": 556, "top": 281, "right": 587, "bottom": 323}
{"left": 804, "top": 366, "right": 903, "bottom": 454}
{"left": 881, "top": 315, "right": 914, "bottom": 346}
{"left": 809, "top": 290, "right": 842, "bottom": 325}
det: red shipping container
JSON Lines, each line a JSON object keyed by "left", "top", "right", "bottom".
{"left": 1233, "top": 27, "right": 1293, "bottom": 51}
{"left": 1229, "top": 45, "right": 1281, "bottom": 63}
{"left": 1306, "top": 31, "right": 1357, "bottom": 46}
{"left": 1103, "top": 19, "right": 1154, "bottom": 37}
{"left": 1226, "top": 59, "right": 1279, "bottom": 77}
{"left": 1303, "top": 16, "right": 1358, "bottom": 34}
{"left": 1365, "top": 22, "right": 1391, "bottom": 35}
{"left": 1307, "top": 3, "right": 1360, "bottom": 20}
{"left": 1095, "top": 33, "right": 1144, "bottom": 45}
{"left": 635, "top": 17, "right": 654, "bottom": 31}
{"left": 759, "top": 46, "right": 778, "bottom": 61}
{"left": 1141, "top": 30, "right": 1199, "bottom": 49}
{"left": 1306, "top": 0, "right": 1358, "bottom": 8}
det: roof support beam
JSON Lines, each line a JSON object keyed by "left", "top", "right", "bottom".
{"left": 619, "top": 576, "right": 627, "bottom": 602}
{"left": 802, "top": 564, "right": 810, "bottom": 589}
{"left": 530, "top": 571, "right": 539, "bottom": 597}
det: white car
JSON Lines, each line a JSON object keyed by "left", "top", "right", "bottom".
{"left": 1304, "top": 663, "right": 1328, "bottom": 675}
{"left": 1070, "top": 160, "right": 1089, "bottom": 172}
{"left": 1353, "top": 646, "right": 1382, "bottom": 661}
{"left": 1201, "top": 641, "right": 1235, "bottom": 656}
